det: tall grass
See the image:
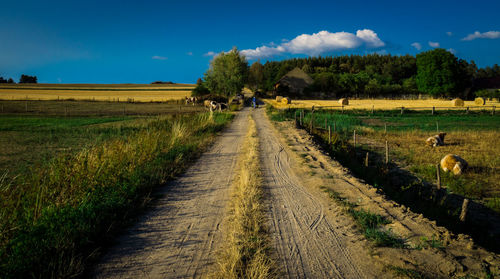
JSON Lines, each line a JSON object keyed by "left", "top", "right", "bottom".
{"left": 212, "top": 115, "right": 274, "bottom": 278}
{"left": 0, "top": 112, "right": 233, "bottom": 278}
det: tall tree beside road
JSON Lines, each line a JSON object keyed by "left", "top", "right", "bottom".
{"left": 248, "top": 61, "right": 264, "bottom": 91}
{"left": 204, "top": 47, "right": 248, "bottom": 97}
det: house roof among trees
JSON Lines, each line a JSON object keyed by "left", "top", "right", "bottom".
{"left": 275, "top": 67, "right": 314, "bottom": 91}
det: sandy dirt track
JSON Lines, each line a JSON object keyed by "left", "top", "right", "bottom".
{"left": 92, "top": 109, "right": 249, "bottom": 278}
{"left": 253, "top": 108, "right": 379, "bottom": 278}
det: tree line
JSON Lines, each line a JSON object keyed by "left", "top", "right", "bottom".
{"left": 0, "top": 75, "right": 38, "bottom": 84}
{"left": 194, "top": 48, "right": 499, "bottom": 100}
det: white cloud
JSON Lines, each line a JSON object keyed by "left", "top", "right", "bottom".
{"left": 186, "top": 52, "right": 193, "bottom": 56}
{"left": 240, "top": 29, "right": 385, "bottom": 60}
{"left": 152, "top": 55, "right": 167, "bottom": 60}
{"left": 411, "top": 42, "right": 422, "bottom": 50}
{"left": 446, "top": 32, "right": 453, "bottom": 36}
{"left": 462, "top": 31, "right": 500, "bottom": 41}
{"left": 204, "top": 51, "right": 217, "bottom": 57}
{"left": 428, "top": 41, "right": 440, "bottom": 48}
{"left": 447, "top": 48, "right": 457, "bottom": 54}
{"left": 241, "top": 46, "right": 284, "bottom": 59}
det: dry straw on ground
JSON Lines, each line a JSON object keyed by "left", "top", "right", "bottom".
{"left": 212, "top": 115, "right": 273, "bottom": 278}
{"left": 275, "top": 96, "right": 283, "bottom": 102}
{"left": 0, "top": 84, "right": 195, "bottom": 102}
{"left": 264, "top": 98, "right": 500, "bottom": 110}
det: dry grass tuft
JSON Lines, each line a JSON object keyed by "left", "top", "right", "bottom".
{"left": 212, "top": 115, "right": 274, "bottom": 279}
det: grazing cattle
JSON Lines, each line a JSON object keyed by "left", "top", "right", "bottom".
{"left": 185, "top": 96, "right": 197, "bottom": 105}
{"left": 426, "top": 132, "right": 447, "bottom": 147}
{"left": 204, "top": 100, "right": 213, "bottom": 108}
{"left": 440, "top": 154, "right": 468, "bottom": 175}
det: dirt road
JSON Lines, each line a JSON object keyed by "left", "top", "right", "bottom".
{"left": 93, "top": 106, "right": 498, "bottom": 278}
{"left": 253, "top": 108, "right": 379, "bottom": 278}
{"left": 92, "top": 109, "right": 249, "bottom": 278}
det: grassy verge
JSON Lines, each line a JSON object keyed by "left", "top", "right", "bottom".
{"left": 212, "top": 115, "right": 273, "bottom": 278}
{"left": 0, "top": 112, "right": 233, "bottom": 278}
{"left": 320, "top": 187, "right": 405, "bottom": 248}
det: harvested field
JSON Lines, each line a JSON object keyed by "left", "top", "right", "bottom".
{"left": 265, "top": 98, "right": 500, "bottom": 110}
{"left": 0, "top": 100, "right": 204, "bottom": 116}
{"left": 0, "top": 84, "right": 195, "bottom": 102}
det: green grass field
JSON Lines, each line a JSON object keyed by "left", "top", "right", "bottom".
{"left": 269, "top": 106, "right": 500, "bottom": 210}
{"left": 0, "top": 103, "right": 233, "bottom": 278}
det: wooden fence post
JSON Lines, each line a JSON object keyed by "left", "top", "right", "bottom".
{"left": 341, "top": 105, "right": 344, "bottom": 113}
{"left": 384, "top": 123, "right": 387, "bottom": 133}
{"left": 385, "top": 140, "right": 389, "bottom": 164}
{"left": 466, "top": 106, "right": 469, "bottom": 114}
{"left": 365, "top": 152, "right": 369, "bottom": 167}
{"left": 371, "top": 105, "right": 374, "bottom": 114}
{"left": 459, "top": 198, "right": 469, "bottom": 222}
{"left": 400, "top": 106, "right": 404, "bottom": 115}
{"left": 432, "top": 106, "right": 435, "bottom": 115}
{"left": 436, "top": 121, "right": 439, "bottom": 133}
{"left": 353, "top": 130, "right": 356, "bottom": 148}
{"left": 328, "top": 125, "right": 331, "bottom": 144}
{"left": 436, "top": 163, "right": 441, "bottom": 190}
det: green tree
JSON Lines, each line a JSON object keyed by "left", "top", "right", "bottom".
{"left": 248, "top": 61, "right": 264, "bottom": 91}
{"left": 204, "top": 47, "right": 248, "bottom": 97}
{"left": 19, "top": 74, "right": 37, "bottom": 84}
{"left": 416, "top": 49, "right": 462, "bottom": 97}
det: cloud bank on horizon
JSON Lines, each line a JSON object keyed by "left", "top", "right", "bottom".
{"left": 240, "top": 29, "right": 385, "bottom": 60}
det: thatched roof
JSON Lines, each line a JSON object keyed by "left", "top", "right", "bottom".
{"left": 275, "top": 67, "right": 313, "bottom": 94}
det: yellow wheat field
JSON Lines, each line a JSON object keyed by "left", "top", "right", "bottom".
{"left": 265, "top": 98, "right": 500, "bottom": 110}
{"left": 0, "top": 84, "right": 195, "bottom": 102}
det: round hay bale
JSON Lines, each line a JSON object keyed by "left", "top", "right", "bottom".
{"left": 275, "top": 96, "right": 283, "bottom": 102}
{"left": 440, "top": 154, "right": 468, "bottom": 175}
{"left": 474, "top": 97, "right": 485, "bottom": 105}
{"left": 451, "top": 98, "right": 464, "bottom": 107}
{"left": 282, "top": 97, "right": 291, "bottom": 104}
{"left": 338, "top": 98, "right": 349, "bottom": 105}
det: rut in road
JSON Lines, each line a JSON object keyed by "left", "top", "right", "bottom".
{"left": 92, "top": 109, "right": 249, "bottom": 279}
{"left": 253, "top": 108, "right": 366, "bottom": 279}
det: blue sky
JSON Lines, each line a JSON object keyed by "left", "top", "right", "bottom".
{"left": 0, "top": 0, "right": 499, "bottom": 83}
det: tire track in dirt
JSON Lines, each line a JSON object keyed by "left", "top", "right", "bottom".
{"left": 92, "top": 109, "right": 249, "bottom": 279}
{"left": 253, "top": 108, "right": 366, "bottom": 279}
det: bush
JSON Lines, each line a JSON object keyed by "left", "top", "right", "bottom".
{"left": 475, "top": 89, "right": 500, "bottom": 100}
